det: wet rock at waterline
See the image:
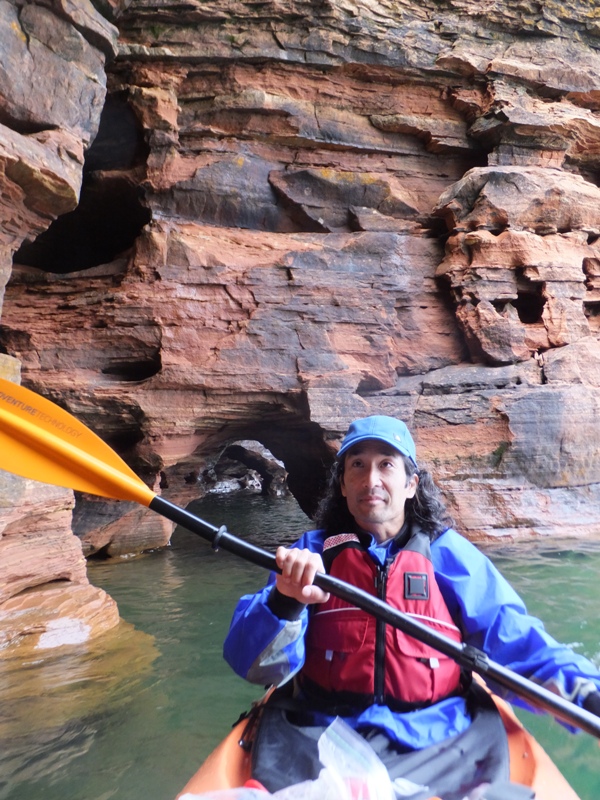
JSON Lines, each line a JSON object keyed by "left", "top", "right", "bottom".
{"left": 0, "top": 468, "right": 122, "bottom": 652}
{"left": 0, "top": 582, "right": 120, "bottom": 652}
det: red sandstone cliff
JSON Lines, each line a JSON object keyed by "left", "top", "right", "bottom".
{"left": 2, "top": 0, "right": 600, "bottom": 648}
{"left": 0, "top": 0, "right": 124, "bottom": 648}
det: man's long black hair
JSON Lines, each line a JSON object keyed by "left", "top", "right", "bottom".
{"left": 313, "top": 452, "right": 453, "bottom": 540}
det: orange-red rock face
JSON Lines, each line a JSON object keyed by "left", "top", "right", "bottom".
{"left": 0, "top": 2, "right": 121, "bottom": 651}
{"left": 2, "top": 0, "right": 600, "bottom": 647}
{"left": 0, "top": 221, "right": 467, "bottom": 524}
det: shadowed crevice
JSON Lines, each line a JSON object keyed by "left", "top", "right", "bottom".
{"left": 13, "top": 92, "right": 151, "bottom": 273}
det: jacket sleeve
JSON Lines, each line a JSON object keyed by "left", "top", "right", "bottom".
{"left": 222, "top": 530, "right": 324, "bottom": 687}
{"left": 432, "top": 529, "right": 600, "bottom": 717}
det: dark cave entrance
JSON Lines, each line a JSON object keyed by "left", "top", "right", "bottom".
{"left": 14, "top": 92, "right": 151, "bottom": 274}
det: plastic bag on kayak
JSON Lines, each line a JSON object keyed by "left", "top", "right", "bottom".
{"left": 272, "top": 716, "right": 395, "bottom": 800}
{"left": 183, "top": 717, "right": 395, "bottom": 800}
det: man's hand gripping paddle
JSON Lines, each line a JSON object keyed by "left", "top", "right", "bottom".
{"left": 0, "top": 377, "right": 599, "bottom": 738}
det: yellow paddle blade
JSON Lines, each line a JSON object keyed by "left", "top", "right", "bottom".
{"left": 0, "top": 378, "right": 155, "bottom": 505}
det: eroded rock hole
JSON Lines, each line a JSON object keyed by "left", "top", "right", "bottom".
{"left": 492, "top": 291, "right": 545, "bottom": 324}
{"left": 198, "top": 441, "right": 290, "bottom": 497}
{"left": 512, "top": 269, "right": 546, "bottom": 324}
{"left": 513, "top": 287, "right": 546, "bottom": 324}
{"left": 14, "top": 93, "right": 151, "bottom": 273}
{"left": 187, "top": 418, "right": 334, "bottom": 519}
{"left": 101, "top": 352, "right": 162, "bottom": 381}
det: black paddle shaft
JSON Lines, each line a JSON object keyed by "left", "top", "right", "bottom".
{"left": 150, "top": 495, "right": 600, "bottom": 739}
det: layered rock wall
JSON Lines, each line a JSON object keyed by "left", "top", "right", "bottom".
{"left": 2, "top": 0, "right": 600, "bottom": 647}
{"left": 0, "top": 0, "right": 123, "bottom": 650}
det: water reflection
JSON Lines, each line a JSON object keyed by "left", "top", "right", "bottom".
{"left": 0, "top": 619, "right": 157, "bottom": 799}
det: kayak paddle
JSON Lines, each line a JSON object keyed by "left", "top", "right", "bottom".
{"left": 1, "top": 376, "right": 600, "bottom": 738}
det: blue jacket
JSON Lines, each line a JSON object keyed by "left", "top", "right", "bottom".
{"left": 223, "top": 527, "right": 600, "bottom": 750}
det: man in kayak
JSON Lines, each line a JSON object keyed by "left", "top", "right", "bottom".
{"left": 223, "top": 415, "right": 600, "bottom": 798}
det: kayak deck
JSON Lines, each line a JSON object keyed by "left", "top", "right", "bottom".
{"left": 176, "top": 695, "right": 581, "bottom": 799}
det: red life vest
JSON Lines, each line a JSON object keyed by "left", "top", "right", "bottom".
{"left": 299, "top": 529, "right": 464, "bottom": 711}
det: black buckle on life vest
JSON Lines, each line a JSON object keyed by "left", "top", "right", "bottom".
{"left": 404, "top": 571, "right": 429, "bottom": 600}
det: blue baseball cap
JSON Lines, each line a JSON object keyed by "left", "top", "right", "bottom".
{"left": 337, "top": 415, "right": 418, "bottom": 467}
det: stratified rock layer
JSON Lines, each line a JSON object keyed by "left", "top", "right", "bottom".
{"left": 0, "top": 1, "right": 121, "bottom": 652}
{"left": 2, "top": 0, "right": 600, "bottom": 606}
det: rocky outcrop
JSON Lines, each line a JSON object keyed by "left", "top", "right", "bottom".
{"left": 434, "top": 174, "right": 600, "bottom": 364}
{"left": 0, "top": 1, "right": 122, "bottom": 652}
{"left": 204, "top": 440, "right": 290, "bottom": 497}
{"left": 0, "top": 0, "right": 119, "bottom": 283}
{"left": 0, "top": 361, "right": 121, "bottom": 649}
{"left": 2, "top": 0, "right": 600, "bottom": 628}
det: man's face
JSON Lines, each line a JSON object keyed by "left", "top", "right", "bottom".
{"left": 340, "top": 440, "right": 418, "bottom": 543}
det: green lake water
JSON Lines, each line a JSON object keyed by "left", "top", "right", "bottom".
{"left": 1, "top": 493, "right": 600, "bottom": 799}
